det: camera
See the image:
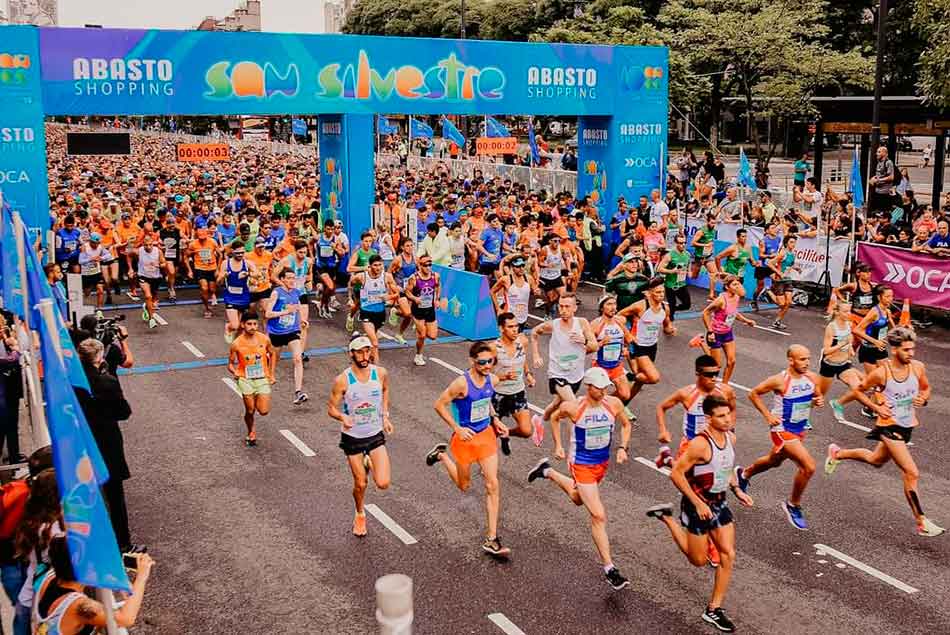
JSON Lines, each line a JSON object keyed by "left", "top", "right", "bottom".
{"left": 89, "top": 314, "right": 126, "bottom": 348}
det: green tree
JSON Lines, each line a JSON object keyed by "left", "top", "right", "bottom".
{"left": 659, "top": 0, "right": 872, "bottom": 162}
{"left": 481, "top": 0, "right": 542, "bottom": 41}
{"left": 343, "top": 0, "right": 488, "bottom": 39}
{"left": 914, "top": 0, "right": 950, "bottom": 107}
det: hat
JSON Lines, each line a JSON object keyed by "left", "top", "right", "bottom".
{"left": 89, "top": 233, "right": 101, "bottom": 242}
{"left": 583, "top": 367, "right": 613, "bottom": 389}
{"left": 121, "top": 212, "right": 131, "bottom": 219}
{"left": 510, "top": 257, "right": 526, "bottom": 267}
{"left": 621, "top": 253, "right": 638, "bottom": 264}
{"left": 175, "top": 195, "right": 184, "bottom": 203}
{"left": 255, "top": 236, "right": 267, "bottom": 246}
{"left": 349, "top": 336, "right": 373, "bottom": 351}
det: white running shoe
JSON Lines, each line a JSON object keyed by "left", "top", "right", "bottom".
{"left": 917, "top": 518, "right": 946, "bottom": 537}
{"left": 414, "top": 354, "right": 426, "bottom": 366}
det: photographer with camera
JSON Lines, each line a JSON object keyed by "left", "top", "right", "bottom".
{"left": 78, "top": 314, "right": 134, "bottom": 376}
{"left": 74, "top": 339, "right": 145, "bottom": 556}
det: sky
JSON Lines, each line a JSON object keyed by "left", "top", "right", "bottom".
{"left": 56, "top": 0, "right": 325, "bottom": 33}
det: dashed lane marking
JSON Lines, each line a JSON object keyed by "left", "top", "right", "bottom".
{"left": 221, "top": 377, "right": 240, "bottom": 395}
{"left": 634, "top": 456, "right": 671, "bottom": 476}
{"left": 752, "top": 324, "right": 789, "bottom": 336}
{"left": 365, "top": 503, "right": 418, "bottom": 545}
{"left": 153, "top": 313, "right": 168, "bottom": 326}
{"left": 728, "top": 381, "right": 753, "bottom": 393}
{"left": 182, "top": 341, "right": 205, "bottom": 358}
{"left": 813, "top": 544, "right": 919, "bottom": 594}
{"left": 280, "top": 429, "right": 316, "bottom": 457}
{"left": 487, "top": 613, "right": 527, "bottom": 635}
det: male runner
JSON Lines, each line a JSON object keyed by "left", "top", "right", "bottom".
{"left": 185, "top": 227, "right": 220, "bottom": 319}
{"left": 646, "top": 394, "right": 753, "bottom": 633}
{"left": 159, "top": 213, "right": 182, "bottom": 302}
{"left": 737, "top": 345, "right": 823, "bottom": 530}
{"left": 227, "top": 311, "right": 276, "bottom": 447}
{"left": 825, "top": 327, "right": 944, "bottom": 536}
{"left": 404, "top": 255, "right": 441, "bottom": 366}
{"left": 246, "top": 237, "right": 274, "bottom": 315}
{"left": 590, "top": 295, "right": 634, "bottom": 406}
{"left": 490, "top": 256, "right": 532, "bottom": 332}
{"left": 619, "top": 277, "right": 676, "bottom": 403}
{"left": 530, "top": 294, "right": 598, "bottom": 443}
{"left": 349, "top": 255, "right": 401, "bottom": 362}
{"left": 690, "top": 214, "right": 719, "bottom": 303}
{"left": 134, "top": 235, "right": 167, "bottom": 329}
{"left": 492, "top": 312, "right": 542, "bottom": 454}
{"left": 314, "top": 221, "right": 344, "bottom": 319}
{"left": 345, "top": 231, "right": 378, "bottom": 332}
{"left": 281, "top": 240, "right": 313, "bottom": 361}
{"left": 264, "top": 267, "right": 309, "bottom": 405}
{"left": 656, "top": 234, "right": 691, "bottom": 319}
{"left": 218, "top": 240, "right": 256, "bottom": 343}
{"left": 427, "top": 342, "right": 512, "bottom": 558}
{"left": 527, "top": 367, "right": 633, "bottom": 590}
{"left": 327, "top": 336, "right": 394, "bottom": 537}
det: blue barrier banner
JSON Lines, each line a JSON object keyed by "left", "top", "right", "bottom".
{"left": 0, "top": 27, "right": 51, "bottom": 235}
{"left": 36, "top": 27, "right": 667, "bottom": 117}
{"left": 319, "top": 115, "right": 344, "bottom": 225}
{"left": 291, "top": 118, "right": 307, "bottom": 136}
{"left": 433, "top": 265, "right": 499, "bottom": 341}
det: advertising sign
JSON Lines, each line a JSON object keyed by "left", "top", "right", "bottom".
{"left": 858, "top": 242, "right": 950, "bottom": 310}
{"left": 475, "top": 136, "right": 517, "bottom": 155}
{"left": 176, "top": 143, "right": 231, "bottom": 162}
{"left": 432, "top": 264, "right": 499, "bottom": 341}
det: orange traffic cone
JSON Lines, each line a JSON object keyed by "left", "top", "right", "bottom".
{"left": 899, "top": 298, "right": 911, "bottom": 327}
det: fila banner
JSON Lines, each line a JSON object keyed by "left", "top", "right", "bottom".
{"left": 857, "top": 242, "right": 950, "bottom": 310}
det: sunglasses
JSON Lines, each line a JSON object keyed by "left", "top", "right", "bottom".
{"left": 475, "top": 358, "right": 496, "bottom": 366}
{"left": 697, "top": 369, "right": 720, "bottom": 378}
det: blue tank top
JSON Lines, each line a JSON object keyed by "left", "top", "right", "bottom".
{"left": 316, "top": 234, "right": 338, "bottom": 268}
{"left": 780, "top": 250, "right": 795, "bottom": 272}
{"left": 762, "top": 235, "right": 781, "bottom": 258}
{"left": 395, "top": 255, "right": 417, "bottom": 289}
{"left": 223, "top": 259, "right": 250, "bottom": 306}
{"left": 595, "top": 320, "right": 625, "bottom": 369}
{"left": 267, "top": 286, "right": 301, "bottom": 335}
{"left": 453, "top": 372, "right": 494, "bottom": 432}
{"left": 863, "top": 305, "right": 889, "bottom": 345}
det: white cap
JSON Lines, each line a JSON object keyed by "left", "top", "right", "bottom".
{"left": 583, "top": 367, "right": 613, "bottom": 389}
{"left": 349, "top": 336, "right": 373, "bottom": 351}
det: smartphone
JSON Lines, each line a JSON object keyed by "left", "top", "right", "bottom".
{"left": 122, "top": 554, "right": 138, "bottom": 570}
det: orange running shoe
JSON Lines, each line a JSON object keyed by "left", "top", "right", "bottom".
{"left": 689, "top": 334, "right": 704, "bottom": 349}
{"left": 707, "top": 539, "right": 720, "bottom": 568}
{"left": 353, "top": 513, "right": 367, "bottom": 537}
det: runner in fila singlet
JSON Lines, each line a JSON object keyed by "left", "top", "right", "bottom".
{"left": 492, "top": 312, "right": 542, "bottom": 452}
{"left": 619, "top": 277, "right": 675, "bottom": 407}
{"left": 405, "top": 255, "right": 440, "bottom": 366}
{"left": 527, "top": 367, "right": 633, "bottom": 591}
{"left": 646, "top": 394, "right": 752, "bottom": 634}
{"left": 739, "top": 345, "right": 823, "bottom": 531}
{"left": 590, "top": 295, "right": 634, "bottom": 405}
{"left": 218, "top": 240, "right": 256, "bottom": 344}
{"left": 227, "top": 311, "right": 276, "bottom": 446}
{"left": 826, "top": 327, "right": 944, "bottom": 536}
{"left": 490, "top": 257, "right": 532, "bottom": 332}
{"left": 700, "top": 275, "right": 756, "bottom": 384}
{"left": 428, "top": 342, "right": 512, "bottom": 559}
{"left": 530, "top": 294, "right": 597, "bottom": 445}
{"left": 327, "top": 336, "right": 394, "bottom": 537}
{"left": 819, "top": 302, "right": 865, "bottom": 422}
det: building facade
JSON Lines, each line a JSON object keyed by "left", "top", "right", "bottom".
{"left": 197, "top": 0, "right": 261, "bottom": 31}
{"left": 5, "top": 0, "right": 57, "bottom": 25}
{"left": 324, "top": 0, "right": 356, "bottom": 33}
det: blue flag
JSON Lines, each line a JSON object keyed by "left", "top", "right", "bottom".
{"left": 850, "top": 147, "right": 864, "bottom": 209}
{"left": 409, "top": 117, "right": 433, "bottom": 139}
{"left": 378, "top": 116, "right": 398, "bottom": 135}
{"left": 441, "top": 118, "right": 465, "bottom": 148}
{"left": 291, "top": 118, "right": 307, "bottom": 136}
{"left": 0, "top": 205, "right": 25, "bottom": 317}
{"left": 528, "top": 121, "right": 541, "bottom": 166}
{"left": 36, "top": 308, "right": 131, "bottom": 592}
{"left": 485, "top": 116, "right": 510, "bottom": 138}
{"left": 738, "top": 148, "right": 755, "bottom": 189}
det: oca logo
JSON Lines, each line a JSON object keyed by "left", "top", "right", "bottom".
{"left": 620, "top": 66, "right": 664, "bottom": 92}
{"left": 0, "top": 170, "right": 30, "bottom": 184}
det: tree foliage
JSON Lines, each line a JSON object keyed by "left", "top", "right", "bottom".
{"left": 343, "top": 0, "right": 489, "bottom": 39}
{"left": 914, "top": 0, "right": 950, "bottom": 107}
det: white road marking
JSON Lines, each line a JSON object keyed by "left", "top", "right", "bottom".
{"left": 280, "top": 429, "right": 316, "bottom": 457}
{"left": 839, "top": 418, "right": 872, "bottom": 433}
{"left": 221, "top": 377, "right": 240, "bottom": 395}
{"left": 527, "top": 313, "right": 546, "bottom": 322}
{"left": 728, "top": 381, "right": 752, "bottom": 393}
{"left": 582, "top": 280, "right": 606, "bottom": 289}
{"left": 430, "top": 357, "right": 544, "bottom": 415}
{"left": 487, "top": 613, "right": 527, "bottom": 635}
{"left": 634, "top": 456, "right": 671, "bottom": 476}
{"left": 813, "top": 543, "right": 918, "bottom": 594}
{"left": 752, "top": 324, "right": 789, "bottom": 336}
{"left": 153, "top": 313, "right": 168, "bottom": 326}
{"left": 365, "top": 503, "right": 418, "bottom": 546}
{"left": 181, "top": 341, "right": 205, "bottom": 358}
{"left": 377, "top": 331, "right": 397, "bottom": 342}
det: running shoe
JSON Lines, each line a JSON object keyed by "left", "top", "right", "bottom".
{"left": 654, "top": 446, "right": 672, "bottom": 469}
{"left": 861, "top": 406, "right": 876, "bottom": 419}
{"left": 211, "top": 294, "right": 218, "bottom": 306}
{"left": 352, "top": 513, "right": 367, "bottom": 537}
{"left": 530, "top": 415, "right": 545, "bottom": 447}
{"left": 829, "top": 399, "right": 846, "bottom": 423}
{"left": 414, "top": 353, "right": 426, "bottom": 366}
{"left": 500, "top": 436, "right": 511, "bottom": 456}
{"left": 527, "top": 458, "right": 550, "bottom": 483}
{"left": 688, "top": 334, "right": 704, "bottom": 349}
{"left": 734, "top": 466, "right": 750, "bottom": 493}
{"left": 293, "top": 390, "right": 309, "bottom": 406}
{"left": 388, "top": 307, "right": 400, "bottom": 327}
{"left": 203, "top": 309, "right": 213, "bottom": 319}
{"left": 148, "top": 318, "right": 157, "bottom": 329}
{"left": 345, "top": 314, "right": 355, "bottom": 332}
{"left": 318, "top": 307, "right": 329, "bottom": 319}
{"left": 245, "top": 435, "right": 257, "bottom": 447}
{"left": 604, "top": 567, "right": 630, "bottom": 590}
{"left": 330, "top": 297, "right": 341, "bottom": 309}
{"left": 824, "top": 443, "right": 841, "bottom": 476}
{"left": 425, "top": 443, "right": 447, "bottom": 466}
{"left": 645, "top": 503, "right": 674, "bottom": 520}
{"left": 917, "top": 518, "right": 946, "bottom": 537}
{"left": 141, "top": 303, "right": 148, "bottom": 321}
{"left": 482, "top": 536, "right": 511, "bottom": 559}
{"left": 302, "top": 352, "right": 310, "bottom": 365}
{"left": 126, "top": 290, "right": 140, "bottom": 301}
{"left": 782, "top": 501, "right": 808, "bottom": 530}
{"left": 771, "top": 319, "right": 785, "bottom": 330}
{"left": 707, "top": 540, "right": 720, "bottom": 568}
{"left": 702, "top": 607, "right": 736, "bottom": 633}
{"left": 168, "top": 291, "right": 177, "bottom": 303}
{"left": 394, "top": 332, "right": 407, "bottom": 345}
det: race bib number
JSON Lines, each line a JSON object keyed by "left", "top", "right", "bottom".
{"left": 676, "top": 270, "right": 687, "bottom": 283}
{"left": 418, "top": 292, "right": 433, "bottom": 309}
{"left": 513, "top": 303, "right": 528, "bottom": 322}
{"left": 245, "top": 358, "right": 265, "bottom": 380}
{"left": 319, "top": 245, "right": 334, "bottom": 258}
{"left": 165, "top": 248, "right": 177, "bottom": 259}
{"left": 791, "top": 401, "right": 811, "bottom": 424}
{"left": 585, "top": 426, "right": 611, "bottom": 450}
{"left": 354, "top": 403, "right": 378, "bottom": 428}
{"left": 724, "top": 314, "right": 736, "bottom": 328}
{"left": 198, "top": 248, "right": 212, "bottom": 263}
{"left": 278, "top": 313, "right": 296, "bottom": 327}
{"left": 65, "top": 240, "right": 77, "bottom": 251}
{"left": 451, "top": 254, "right": 464, "bottom": 269}
{"left": 81, "top": 261, "right": 99, "bottom": 276}
{"left": 878, "top": 326, "right": 889, "bottom": 341}
{"left": 712, "top": 465, "right": 732, "bottom": 493}
{"left": 470, "top": 397, "right": 491, "bottom": 423}
{"left": 227, "top": 285, "right": 244, "bottom": 295}
{"left": 702, "top": 243, "right": 713, "bottom": 256}
{"left": 602, "top": 341, "right": 622, "bottom": 363}
{"left": 556, "top": 353, "right": 580, "bottom": 370}
{"left": 893, "top": 397, "right": 913, "bottom": 424}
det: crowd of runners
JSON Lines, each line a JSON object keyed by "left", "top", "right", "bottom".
{"left": 43, "top": 124, "right": 946, "bottom": 634}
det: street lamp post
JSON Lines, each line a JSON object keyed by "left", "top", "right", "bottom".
{"left": 460, "top": 0, "right": 466, "bottom": 39}
{"left": 870, "top": 0, "right": 888, "bottom": 161}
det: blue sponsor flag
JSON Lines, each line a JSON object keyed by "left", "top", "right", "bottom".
{"left": 485, "top": 116, "right": 510, "bottom": 138}
{"left": 850, "top": 147, "right": 864, "bottom": 209}
{"left": 378, "top": 116, "right": 398, "bottom": 135}
{"left": 36, "top": 307, "right": 131, "bottom": 592}
{"left": 441, "top": 118, "right": 465, "bottom": 148}
{"left": 528, "top": 121, "right": 541, "bottom": 166}
{"left": 0, "top": 205, "right": 25, "bottom": 317}
{"left": 738, "top": 147, "right": 755, "bottom": 189}
{"left": 409, "top": 117, "right": 433, "bottom": 139}
{"left": 291, "top": 118, "right": 308, "bottom": 136}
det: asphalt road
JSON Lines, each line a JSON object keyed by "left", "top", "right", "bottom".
{"left": 105, "top": 282, "right": 950, "bottom": 634}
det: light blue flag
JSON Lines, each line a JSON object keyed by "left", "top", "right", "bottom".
{"left": 528, "top": 122, "right": 541, "bottom": 165}
{"left": 738, "top": 147, "right": 755, "bottom": 189}
{"left": 378, "top": 116, "right": 398, "bottom": 135}
{"left": 485, "top": 116, "right": 510, "bottom": 138}
{"left": 441, "top": 118, "right": 465, "bottom": 147}
{"left": 409, "top": 117, "right": 433, "bottom": 139}
{"left": 0, "top": 205, "right": 25, "bottom": 317}
{"left": 37, "top": 308, "right": 131, "bottom": 592}
{"left": 850, "top": 147, "right": 864, "bottom": 209}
